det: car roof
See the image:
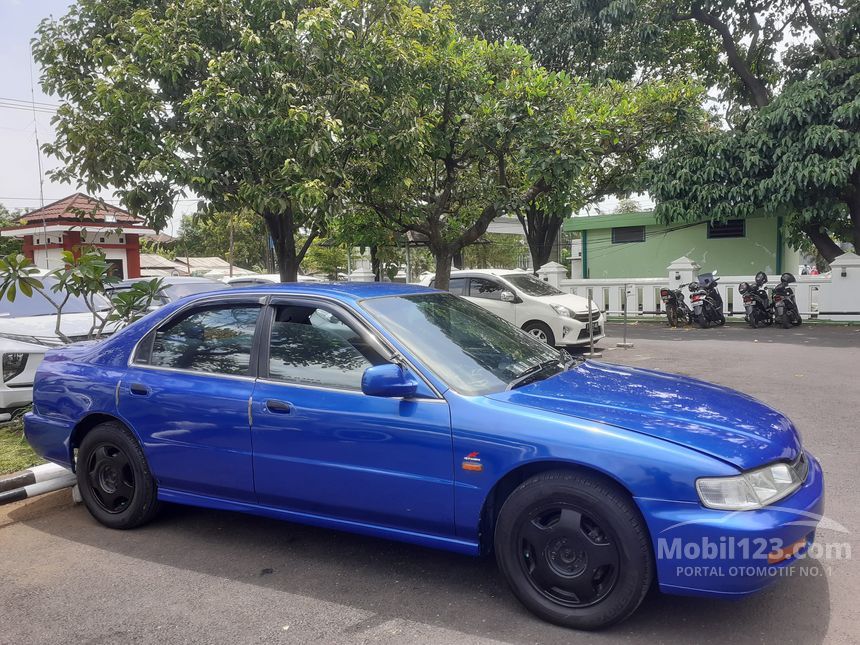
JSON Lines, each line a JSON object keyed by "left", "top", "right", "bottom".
{"left": 449, "top": 268, "right": 528, "bottom": 278}
{"left": 113, "top": 276, "right": 222, "bottom": 287}
{"left": 187, "top": 281, "right": 438, "bottom": 303}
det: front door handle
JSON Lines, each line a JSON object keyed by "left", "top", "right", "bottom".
{"left": 265, "top": 399, "right": 292, "bottom": 414}
{"left": 129, "top": 383, "right": 150, "bottom": 396}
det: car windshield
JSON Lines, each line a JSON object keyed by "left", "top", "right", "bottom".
{"left": 161, "top": 281, "right": 229, "bottom": 301}
{"left": 362, "top": 292, "right": 563, "bottom": 395}
{"left": 0, "top": 276, "right": 110, "bottom": 318}
{"left": 503, "top": 273, "right": 563, "bottom": 297}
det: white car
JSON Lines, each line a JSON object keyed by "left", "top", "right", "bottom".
{"left": 427, "top": 269, "right": 605, "bottom": 347}
{"left": 0, "top": 337, "right": 47, "bottom": 416}
{"left": 224, "top": 273, "right": 327, "bottom": 287}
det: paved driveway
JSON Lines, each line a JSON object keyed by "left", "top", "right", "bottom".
{"left": 0, "top": 323, "right": 857, "bottom": 644}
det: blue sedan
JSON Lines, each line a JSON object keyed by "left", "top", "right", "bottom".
{"left": 24, "top": 283, "right": 823, "bottom": 630}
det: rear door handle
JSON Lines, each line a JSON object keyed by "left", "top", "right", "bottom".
{"left": 265, "top": 399, "right": 292, "bottom": 414}
{"left": 129, "top": 383, "right": 150, "bottom": 396}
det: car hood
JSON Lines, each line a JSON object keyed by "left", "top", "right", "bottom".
{"left": 0, "top": 313, "right": 102, "bottom": 344}
{"left": 487, "top": 361, "right": 800, "bottom": 469}
{"left": 534, "top": 293, "right": 596, "bottom": 315}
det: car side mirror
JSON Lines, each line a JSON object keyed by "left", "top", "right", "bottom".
{"left": 361, "top": 364, "right": 418, "bottom": 398}
{"left": 500, "top": 290, "right": 516, "bottom": 303}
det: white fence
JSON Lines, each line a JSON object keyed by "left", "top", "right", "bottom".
{"left": 537, "top": 254, "right": 860, "bottom": 322}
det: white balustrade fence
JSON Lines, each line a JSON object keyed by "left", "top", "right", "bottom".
{"left": 535, "top": 254, "right": 860, "bottom": 322}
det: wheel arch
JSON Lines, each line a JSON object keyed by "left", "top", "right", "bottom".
{"left": 69, "top": 413, "right": 137, "bottom": 470}
{"left": 478, "top": 459, "right": 638, "bottom": 555}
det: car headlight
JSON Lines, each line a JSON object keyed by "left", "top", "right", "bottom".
{"left": 551, "top": 304, "right": 573, "bottom": 318}
{"left": 2, "top": 352, "right": 28, "bottom": 383}
{"left": 696, "top": 455, "right": 808, "bottom": 510}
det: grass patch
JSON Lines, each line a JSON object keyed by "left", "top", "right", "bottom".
{"left": 0, "top": 416, "right": 44, "bottom": 476}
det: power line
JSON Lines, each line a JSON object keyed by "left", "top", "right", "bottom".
{"left": 0, "top": 95, "right": 59, "bottom": 109}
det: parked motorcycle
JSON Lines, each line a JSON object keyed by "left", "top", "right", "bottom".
{"left": 773, "top": 272, "right": 802, "bottom": 328}
{"left": 660, "top": 287, "right": 693, "bottom": 327}
{"left": 739, "top": 271, "right": 773, "bottom": 328}
{"left": 689, "top": 272, "right": 725, "bottom": 328}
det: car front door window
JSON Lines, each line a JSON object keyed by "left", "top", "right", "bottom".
{"left": 469, "top": 278, "right": 503, "bottom": 300}
{"left": 266, "top": 305, "right": 381, "bottom": 390}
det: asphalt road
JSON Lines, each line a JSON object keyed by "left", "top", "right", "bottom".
{"left": 1, "top": 323, "right": 858, "bottom": 644}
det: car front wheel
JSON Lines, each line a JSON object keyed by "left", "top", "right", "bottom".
{"left": 76, "top": 421, "right": 160, "bottom": 529}
{"left": 494, "top": 470, "right": 653, "bottom": 630}
{"left": 523, "top": 321, "right": 555, "bottom": 346}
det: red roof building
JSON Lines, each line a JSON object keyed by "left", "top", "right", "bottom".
{"left": 0, "top": 193, "right": 155, "bottom": 278}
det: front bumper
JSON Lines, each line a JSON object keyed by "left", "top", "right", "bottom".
{"left": 0, "top": 385, "right": 34, "bottom": 411}
{"left": 556, "top": 315, "right": 606, "bottom": 346}
{"left": 636, "top": 452, "right": 824, "bottom": 598}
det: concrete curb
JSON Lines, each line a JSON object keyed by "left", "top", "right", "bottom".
{"left": 0, "top": 462, "right": 71, "bottom": 493}
{"left": 0, "top": 463, "right": 77, "bottom": 507}
{"left": 0, "top": 487, "right": 75, "bottom": 528}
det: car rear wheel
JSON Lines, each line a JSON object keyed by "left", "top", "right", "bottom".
{"left": 523, "top": 321, "right": 556, "bottom": 347}
{"left": 494, "top": 470, "right": 652, "bottom": 630}
{"left": 76, "top": 421, "right": 160, "bottom": 529}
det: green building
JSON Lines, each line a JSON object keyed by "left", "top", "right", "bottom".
{"left": 563, "top": 211, "right": 801, "bottom": 279}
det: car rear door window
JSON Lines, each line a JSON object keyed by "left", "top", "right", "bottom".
{"left": 147, "top": 305, "right": 260, "bottom": 376}
{"left": 469, "top": 278, "right": 503, "bottom": 300}
{"left": 266, "top": 305, "right": 381, "bottom": 390}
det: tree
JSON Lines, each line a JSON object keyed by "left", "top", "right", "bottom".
{"left": 0, "top": 250, "right": 162, "bottom": 341}
{"left": 647, "top": 1, "right": 860, "bottom": 261}
{"left": 34, "top": 0, "right": 416, "bottom": 282}
{"left": 176, "top": 211, "right": 269, "bottom": 272}
{"left": 452, "top": 0, "right": 859, "bottom": 261}
{"left": 0, "top": 205, "right": 23, "bottom": 256}
{"left": 514, "top": 79, "right": 705, "bottom": 270}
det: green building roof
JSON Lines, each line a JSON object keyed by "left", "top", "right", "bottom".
{"left": 563, "top": 211, "right": 658, "bottom": 232}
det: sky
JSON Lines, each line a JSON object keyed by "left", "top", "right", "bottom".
{"left": 0, "top": 0, "right": 194, "bottom": 234}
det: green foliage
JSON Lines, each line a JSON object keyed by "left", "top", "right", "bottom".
{"left": 648, "top": 53, "right": 860, "bottom": 257}
{"left": 33, "top": 0, "right": 422, "bottom": 281}
{"left": 107, "top": 278, "right": 164, "bottom": 326}
{"left": 176, "top": 211, "right": 269, "bottom": 272}
{"left": 0, "top": 205, "right": 23, "bottom": 257}
{"left": 0, "top": 250, "right": 163, "bottom": 340}
{"left": 463, "top": 234, "right": 526, "bottom": 269}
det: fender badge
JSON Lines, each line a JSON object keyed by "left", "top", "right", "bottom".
{"left": 462, "top": 451, "right": 483, "bottom": 472}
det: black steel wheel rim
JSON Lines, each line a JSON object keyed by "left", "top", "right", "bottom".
{"left": 516, "top": 502, "right": 620, "bottom": 608}
{"left": 86, "top": 442, "right": 135, "bottom": 514}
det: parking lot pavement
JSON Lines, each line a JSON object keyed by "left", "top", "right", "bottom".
{"left": 1, "top": 324, "right": 857, "bottom": 644}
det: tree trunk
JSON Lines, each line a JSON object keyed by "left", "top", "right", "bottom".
{"left": 801, "top": 221, "right": 844, "bottom": 264}
{"left": 262, "top": 211, "right": 300, "bottom": 282}
{"left": 370, "top": 245, "right": 381, "bottom": 282}
{"left": 518, "top": 203, "right": 563, "bottom": 273}
{"left": 848, "top": 190, "right": 860, "bottom": 254}
{"left": 432, "top": 252, "right": 453, "bottom": 290}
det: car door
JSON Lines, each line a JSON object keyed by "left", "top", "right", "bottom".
{"left": 249, "top": 297, "right": 454, "bottom": 536}
{"left": 120, "top": 298, "right": 263, "bottom": 503}
{"left": 465, "top": 277, "right": 517, "bottom": 323}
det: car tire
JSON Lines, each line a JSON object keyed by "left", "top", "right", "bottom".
{"left": 76, "top": 421, "right": 160, "bottom": 529}
{"left": 494, "top": 470, "right": 653, "bottom": 631}
{"left": 523, "top": 321, "right": 556, "bottom": 347}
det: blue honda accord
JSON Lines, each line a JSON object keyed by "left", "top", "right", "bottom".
{"left": 24, "top": 283, "right": 823, "bottom": 629}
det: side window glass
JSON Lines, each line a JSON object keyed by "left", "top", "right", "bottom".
{"left": 268, "top": 305, "right": 381, "bottom": 390}
{"left": 448, "top": 277, "right": 467, "bottom": 295}
{"left": 148, "top": 306, "right": 260, "bottom": 376}
{"left": 469, "top": 278, "right": 503, "bottom": 300}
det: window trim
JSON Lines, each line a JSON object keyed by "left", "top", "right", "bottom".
{"left": 706, "top": 218, "right": 746, "bottom": 239}
{"left": 611, "top": 226, "right": 646, "bottom": 244}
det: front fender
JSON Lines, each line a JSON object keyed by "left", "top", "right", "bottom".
{"left": 446, "top": 392, "right": 737, "bottom": 543}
